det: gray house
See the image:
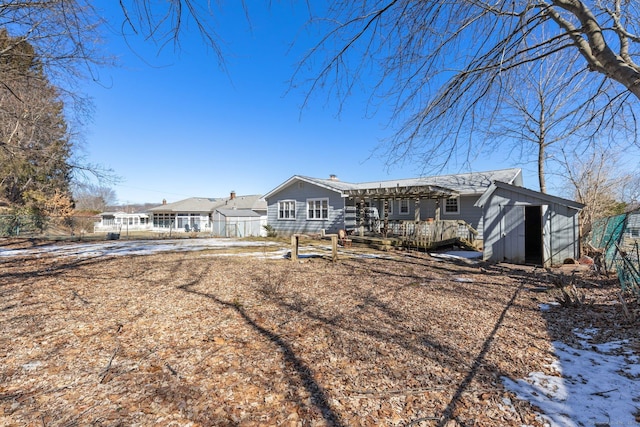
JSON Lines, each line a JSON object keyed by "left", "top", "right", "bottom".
{"left": 475, "top": 181, "right": 584, "bottom": 266}
{"left": 263, "top": 168, "right": 523, "bottom": 238}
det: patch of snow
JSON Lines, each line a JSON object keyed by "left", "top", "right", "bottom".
{"left": 0, "top": 239, "right": 280, "bottom": 259}
{"left": 503, "top": 327, "right": 640, "bottom": 426}
{"left": 21, "top": 361, "right": 43, "bottom": 371}
{"left": 430, "top": 251, "right": 482, "bottom": 262}
{"left": 539, "top": 302, "right": 560, "bottom": 311}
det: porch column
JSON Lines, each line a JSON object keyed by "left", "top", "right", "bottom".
{"left": 414, "top": 198, "right": 420, "bottom": 222}
{"left": 357, "top": 198, "right": 363, "bottom": 228}
{"left": 383, "top": 198, "right": 389, "bottom": 237}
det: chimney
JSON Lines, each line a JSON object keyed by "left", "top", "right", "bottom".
{"left": 329, "top": 174, "right": 338, "bottom": 181}
{"left": 162, "top": 199, "right": 167, "bottom": 205}
{"left": 230, "top": 191, "right": 236, "bottom": 200}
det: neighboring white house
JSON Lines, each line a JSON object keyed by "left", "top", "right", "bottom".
{"left": 109, "top": 192, "right": 268, "bottom": 236}
{"left": 95, "top": 192, "right": 267, "bottom": 235}
{"left": 94, "top": 212, "right": 151, "bottom": 233}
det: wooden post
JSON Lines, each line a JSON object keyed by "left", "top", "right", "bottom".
{"left": 383, "top": 199, "right": 389, "bottom": 237}
{"left": 291, "top": 234, "right": 299, "bottom": 261}
{"left": 358, "top": 198, "right": 364, "bottom": 230}
{"left": 331, "top": 235, "right": 338, "bottom": 262}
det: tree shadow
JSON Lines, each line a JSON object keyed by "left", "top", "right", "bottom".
{"left": 177, "top": 280, "right": 345, "bottom": 427}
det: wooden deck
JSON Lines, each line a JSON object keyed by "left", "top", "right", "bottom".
{"left": 342, "top": 220, "right": 479, "bottom": 251}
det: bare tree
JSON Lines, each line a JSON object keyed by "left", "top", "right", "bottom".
{"left": 4, "top": 1, "right": 639, "bottom": 179}
{"left": 294, "top": 1, "right": 640, "bottom": 171}
{"left": 620, "top": 170, "right": 640, "bottom": 209}
{"left": 561, "top": 147, "right": 631, "bottom": 235}
{"left": 0, "top": 1, "right": 108, "bottom": 97}
{"left": 480, "top": 50, "right": 607, "bottom": 193}
{"left": 72, "top": 184, "right": 117, "bottom": 212}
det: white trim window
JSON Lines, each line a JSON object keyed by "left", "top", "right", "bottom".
{"left": 444, "top": 196, "right": 460, "bottom": 214}
{"left": 278, "top": 200, "right": 296, "bottom": 220}
{"left": 307, "top": 198, "right": 329, "bottom": 220}
{"left": 399, "top": 199, "right": 410, "bottom": 215}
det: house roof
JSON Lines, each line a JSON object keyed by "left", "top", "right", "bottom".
{"left": 351, "top": 168, "right": 522, "bottom": 195}
{"left": 146, "top": 195, "right": 266, "bottom": 214}
{"left": 100, "top": 211, "right": 149, "bottom": 218}
{"left": 147, "top": 197, "right": 221, "bottom": 213}
{"left": 215, "top": 208, "right": 261, "bottom": 218}
{"left": 264, "top": 168, "right": 523, "bottom": 199}
{"left": 474, "top": 181, "right": 585, "bottom": 209}
{"left": 219, "top": 195, "right": 267, "bottom": 211}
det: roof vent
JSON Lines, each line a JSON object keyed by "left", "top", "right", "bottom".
{"left": 329, "top": 174, "right": 338, "bottom": 181}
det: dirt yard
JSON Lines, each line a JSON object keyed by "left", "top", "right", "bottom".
{"left": 0, "top": 239, "right": 637, "bottom": 426}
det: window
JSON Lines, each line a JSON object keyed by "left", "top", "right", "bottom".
{"left": 278, "top": 200, "right": 296, "bottom": 219}
{"left": 399, "top": 199, "right": 410, "bottom": 215}
{"left": 153, "top": 213, "right": 175, "bottom": 228}
{"left": 307, "top": 198, "right": 329, "bottom": 220}
{"left": 444, "top": 197, "right": 460, "bottom": 214}
{"left": 627, "top": 227, "right": 640, "bottom": 238}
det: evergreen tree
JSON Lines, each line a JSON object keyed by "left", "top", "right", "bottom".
{"left": 0, "top": 30, "right": 73, "bottom": 225}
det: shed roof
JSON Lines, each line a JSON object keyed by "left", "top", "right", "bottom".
{"left": 474, "top": 181, "right": 585, "bottom": 209}
{"left": 215, "top": 208, "right": 261, "bottom": 218}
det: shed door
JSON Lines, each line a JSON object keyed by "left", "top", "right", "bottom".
{"left": 524, "top": 206, "right": 543, "bottom": 265}
{"left": 502, "top": 205, "right": 525, "bottom": 263}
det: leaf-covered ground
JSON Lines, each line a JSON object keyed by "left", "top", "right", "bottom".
{"left": 1, "top": 239, "right": 637, "bottom": 426}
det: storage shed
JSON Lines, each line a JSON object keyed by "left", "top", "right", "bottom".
{"left": 212, "top": 209, "right": 266, "bottom": 237}
{"left": 475, "top": 181, "right": 584, "bottom": 267}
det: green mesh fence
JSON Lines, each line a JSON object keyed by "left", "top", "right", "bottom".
{"left": 0, "top": 215, "right": 96, "bottom": 238}
{"left": 590, "top": 212, "right": 640, "bottom": 297}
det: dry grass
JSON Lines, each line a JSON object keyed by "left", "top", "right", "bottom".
{"left": 0, "top": 241, "right": 637, "bottom": 426}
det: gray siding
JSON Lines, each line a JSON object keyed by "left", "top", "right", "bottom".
{"left": 481, "top": 187, "right": 581, "bottom": 266}
{"left": 439, "top": 195, "right": 484, "bottom": 240}
{"left": 266, "top": 181, "right": 345, "bottom": 235}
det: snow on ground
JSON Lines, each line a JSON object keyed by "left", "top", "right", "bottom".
{"left": 0, "top": 239, "right": 390, "bottom": 260}
{"left": 0, "top": 238, "right": 281, "bottom": 259}
{"left": 503, "top": 308, "right": 640, "bottom": 427}
{"left": 430, "top": 251, "right": 483, "bottom": 262}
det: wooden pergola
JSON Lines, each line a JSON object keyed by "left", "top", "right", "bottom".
{"left": 343, "top": 184, "right": 458, "bottom": 235}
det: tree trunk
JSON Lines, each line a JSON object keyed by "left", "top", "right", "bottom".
{"left": 538, "top": 142, "right": 546, "bottom": 194}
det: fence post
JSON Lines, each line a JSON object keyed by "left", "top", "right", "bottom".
{"left": 291, "top": 234, "right": 299, "bottom": 261}
{"left": 331, "top": 235, "right": 338, "bottom": 262}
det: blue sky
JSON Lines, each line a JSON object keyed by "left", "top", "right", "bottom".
{"left": 80, "top": 2, "right": 544, "bottom": 205}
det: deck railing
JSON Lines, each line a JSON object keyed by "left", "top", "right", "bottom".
{"left": 391, "top": 220, "right": 478, "bottom": 247}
